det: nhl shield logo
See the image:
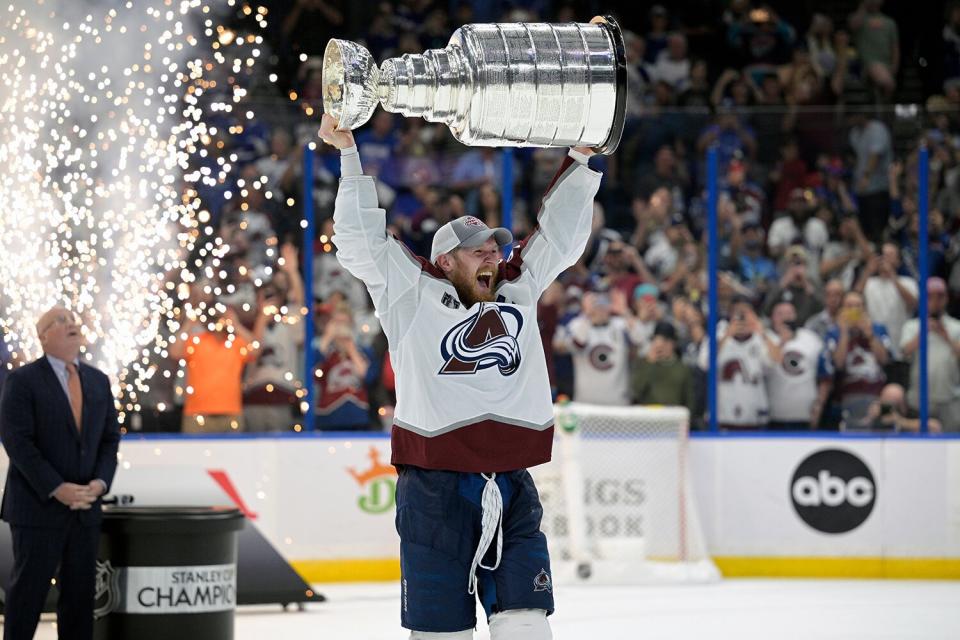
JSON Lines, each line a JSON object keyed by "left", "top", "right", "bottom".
{"left": 439, "top": 303, "right": 523, "bottom": 376}
{"left": 533, "top": 568, "right": 552, "bottom": 593}
{"left": 93, "top": 560, "right": 121, "bottom": 619}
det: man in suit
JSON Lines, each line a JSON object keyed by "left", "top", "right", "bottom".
{"left": 1, "top": 306, "right": 120, "bottom": 640}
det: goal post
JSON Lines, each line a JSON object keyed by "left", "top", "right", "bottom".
{"left": 531, "top": 402, "right": 720, "bottom": 584}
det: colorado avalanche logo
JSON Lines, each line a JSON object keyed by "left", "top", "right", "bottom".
{"left": 439, "top": 303, "right": 524, "bottom": 376}
{"left": 533, "top": 568, "right": 552, "bottom": 593}
{"left": 782, "top": 349, "right": 806, "bottom": 376}
{"left": 588, "top": 344, "right": 614, "bottom": 371}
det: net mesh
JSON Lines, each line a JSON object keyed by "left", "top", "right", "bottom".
{"left": 531, "top": 403, "right": 719, "bottom": 584}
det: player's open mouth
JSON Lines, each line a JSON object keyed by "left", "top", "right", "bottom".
{"left": 476, "top": 270, "right": 493, "bottom": 291}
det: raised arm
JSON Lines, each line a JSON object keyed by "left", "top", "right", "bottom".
{"left": 502, "top": 147, "right": 602, "bottom": 296}
{"left": 322, "top": 115, "right": 423, "bottom": 343}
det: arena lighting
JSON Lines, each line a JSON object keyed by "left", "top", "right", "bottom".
{"left": 0, "top": 1, "right": 271, "bottom": 422}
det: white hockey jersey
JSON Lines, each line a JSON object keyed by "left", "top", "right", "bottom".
{"left": 699, "top": 322, "right": 773, "bottom": 427}
{"left": 765, "top": 328, "right": 823, "bottom": 422}
{"left": 333, "top": 147, "right": 601, "bottom": 472}
{"left": 558, "top": 315, "right": 642, "bottom": 406}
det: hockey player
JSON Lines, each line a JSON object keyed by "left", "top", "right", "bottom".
{"left": 321, "top": 114, "right": 601, "bottom": 639}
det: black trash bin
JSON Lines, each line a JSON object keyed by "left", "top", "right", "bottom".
{"left": 93, "top": 506, "right": 245, "bottom": 640}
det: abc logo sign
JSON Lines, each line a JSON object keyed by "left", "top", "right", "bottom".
{"left": 790, "top": 449, "right": 876, "bottom": 534}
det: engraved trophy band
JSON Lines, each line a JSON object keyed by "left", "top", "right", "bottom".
{"left": 322, "top": 15, "right": 627, "bottom": 154}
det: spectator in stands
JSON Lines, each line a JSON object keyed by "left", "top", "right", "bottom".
{"left": 172, "top": 291, "right": 268, "bottom": 433}
{"left": 848, "top": 103, "right": 893, "bottom": 243}
{"left": 820, "top": 212, "right": 874, "bottom": 289}
{"left": 856, "top": 242, "right": 918, "bottom": 352}
{"left": 553, "top": 291, "right": 645, "bottom": 406}
{"left": 819, "top": 290, "right": 892, "bottom": 428}
{"left": 701, "top": 296, "right": 780, "bottom": 429}
{"left": 711, "top": 69, "right": 756, "bottom": 109}
{"left": 634, "top": 145, "right": 690, "bottom": 215}
{"left": 624, "top": 80, "right": 686, "bottom": 171}
{"left": 722, "top": 158, "right": 765, "bottom": 222}
{"left": 600, "top": 239, "right": 651, "bottom": 301}
{"left": 848, "top": 0, "right": 899, "bottom": 99}
{"left": 450, "top": 146, "right": 501, "bottom": 212}
{"left": 727, "top": 4, "right": 796, "bottom": 82}
{"left": 805, "top": 278, "right": 846, "bottom": 339}
{"left": 763, "top": 245, "right": 823, "bottom": 323}
{"left": 631, "top": 321, "right": 696, "bottom": 416}
{"left": 679, "top": 58, "right": 712, "bottom": 109}
{"left": 644, "top": 4, "right": 671, "bottom": 64}
{"left": 315, "top": 302, "right": 377, "bottom": 430}
{"left": 696, "top": 108, "right": 758, "bottom": 171}
{"left": 860, "top": 383, "right": 941, "bottom": 431}
{"left": 623, "top": 31, "right": 652, "bottom": 118}
{"left": 769, "top": 140, "right": 810, "bottom": 215}
{"left": 779, "top": 44, "right": 825, "bottom": 105}
{"left": 768, "top": 187, "right": 829, "bottom": 259}
{"left": 900, "top": 278, "right": 960, "bottom": 431}
{"left": 816, "top": 156, "right": 858, "bottom": 217}
{"left": 807, "top": 13, "right": 837, "bottom": 80}
{"left": 736, "top": 219, "right": 778, "bottom": 300}
{"left": 644, "top": 213, "right": 689, "bottom": 282}
{"left": 898, "top": 208, "right": 951, "bottom": 282}
{"left": 649, "top": 33, "right": 691, "bottom": 92}
{"left": 219, "top": 200, "right": 277, "bottom": 290}
{"left": 631, "top": 283, "right": 663, "bottom": 353}
{"left": 765, "top": 301, "right": 824, "bottom": 429}
{"left": 632, "top": 186, "right": 672, "bottom": 259}
{"left": 659, "top": 227, "right": 704, "bottom": 300}
{"left": 829, "top": 28, "right": 859, "bottom": 99}
{"left": 243, "top": 243, "right": 305, "bottom": 431}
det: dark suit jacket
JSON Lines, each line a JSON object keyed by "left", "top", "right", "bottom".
{"left": 0, "top": 356, "right": 120, "bottom": 528}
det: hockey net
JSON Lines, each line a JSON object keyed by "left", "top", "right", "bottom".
{"left": 530, "top": 403, "right": 719, "bottom": 584}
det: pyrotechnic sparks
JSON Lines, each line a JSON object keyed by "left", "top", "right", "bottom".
{"left": 0, "top": 0, "right": 270, "bottom": 422}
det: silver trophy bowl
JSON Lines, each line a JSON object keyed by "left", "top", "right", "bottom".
{"left": 322, "top": 16, "right": 627, "bottom": 154}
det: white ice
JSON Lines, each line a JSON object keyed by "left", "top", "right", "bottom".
{"left": 34, "top": 579, "right": 960, "bottom": 640}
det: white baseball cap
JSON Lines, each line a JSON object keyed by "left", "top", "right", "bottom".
{"left": 430, "top": 216, "right": 513, "bottom": 263}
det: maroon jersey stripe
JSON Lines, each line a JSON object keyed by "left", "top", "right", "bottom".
{"left": 391, "top": 422, "right": 554, "bottom": 473}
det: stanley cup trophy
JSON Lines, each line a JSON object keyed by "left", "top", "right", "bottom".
{"left": 322, "top": 16, "right": 627, "bottom": 154}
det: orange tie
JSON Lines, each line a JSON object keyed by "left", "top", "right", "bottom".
{"left": 65, "top": 362, "right": 83, "bottom": 432}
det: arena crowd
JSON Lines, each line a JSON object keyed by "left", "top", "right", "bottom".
{"left": 128, "top": 1, "right": 960, "bottom": 433}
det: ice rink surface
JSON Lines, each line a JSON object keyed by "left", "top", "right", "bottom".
{"left": 34, "top": 579, "right": 960, "bottom": 639}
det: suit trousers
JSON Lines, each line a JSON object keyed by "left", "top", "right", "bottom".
{"left": 4, "top": 519, "right": 100, "bottom": 640}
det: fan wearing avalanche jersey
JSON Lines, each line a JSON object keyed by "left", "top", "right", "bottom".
{"left": 321, "top": 115, "right": 602, "bottom": 640}
{"left": 764, "top": 301, "right": 824, "bottom": 429}
{"left": 699, "top": 296, "right": 782, "bottom": 429}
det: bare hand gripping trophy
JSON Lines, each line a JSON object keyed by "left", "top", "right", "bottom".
{"left": 322, "top": 15, "right": 627, "bottom": 154}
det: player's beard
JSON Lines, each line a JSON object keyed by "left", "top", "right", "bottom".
{"left": 448, "top": 262, "right": 498, "bottom": 307}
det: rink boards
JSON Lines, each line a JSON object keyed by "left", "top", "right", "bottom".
{"left": 1, "top": 432, "right": 958, "bottom": 581}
